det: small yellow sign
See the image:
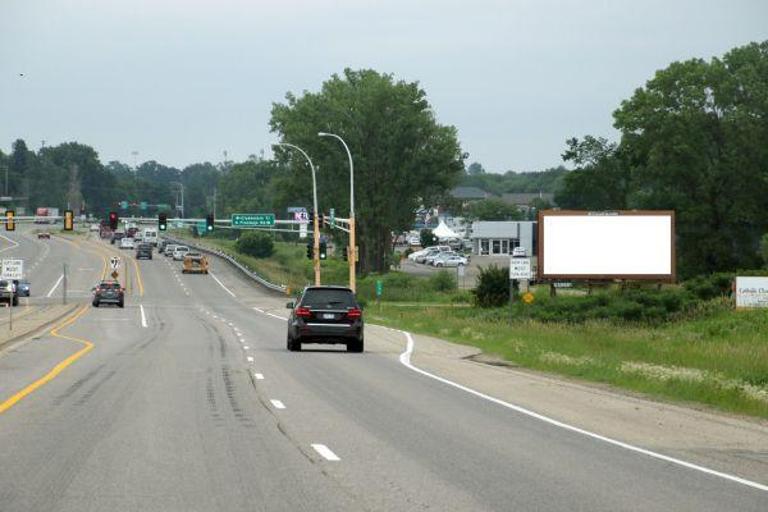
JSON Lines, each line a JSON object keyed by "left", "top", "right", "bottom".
{"left": 111, "top": 271, "right": 119, "bottom": 280}
{"left": 522, "top": 292, "right": 535, "bottom": 304}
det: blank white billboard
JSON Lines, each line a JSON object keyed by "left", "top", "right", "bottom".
{"left": 540, "top": 212, "right": 674, "bottom": 280}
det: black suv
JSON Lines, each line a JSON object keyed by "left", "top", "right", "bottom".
{"left": 135, "top": 242, "right": 153, "bottom": 260}
{"left": 92, "top": 280, "right": 124, "bottom": 308}
{"left": 286, "top": 286, "right": 364, "bottom": 352}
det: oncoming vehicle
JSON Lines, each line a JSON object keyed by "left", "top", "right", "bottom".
{"left": 92, "top": 280, "right": 124, "bottom": 308}
{"left": 0, "top": 280, "right": 19, "bottom": 306}
{"left": 119, "top": 237, "right": 135, "bottom": 250}
{"left": 14, "top": 279, "right": 30, "bottom": 297}
{"left": 182, "top": 253, "right": 209, "bottom": 274}
{"left": 135, "top": 242, "right": 153, "bottom": 260}
{"left": 286, "top": 286, "right": 364, "bottom": 352}
{"left": 172, "top": 246, "right": 189, "bottom": 261}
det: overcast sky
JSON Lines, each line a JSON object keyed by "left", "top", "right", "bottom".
{"left": 1, "top": 0, "right": 766, "bottom": 173}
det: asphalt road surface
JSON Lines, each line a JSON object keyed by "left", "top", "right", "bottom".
{"left": 0, "top": 229, "right": 765, "bottom": 511}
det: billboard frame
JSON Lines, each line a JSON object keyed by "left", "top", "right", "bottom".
{"left": 537, "top": 210, "right": 676, "bottom": 282}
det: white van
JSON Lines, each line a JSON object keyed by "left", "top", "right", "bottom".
{"left": 142, "top": 228, "right": 158, "bottom": 246}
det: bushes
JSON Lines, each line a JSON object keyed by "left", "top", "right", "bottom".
{"left": 473, "top": 264, "right": 509, "bottom": 308}
{"left": 429, "top": 270, "right": 456, "bottom": 292}
{"left": 235, "top": 231, "right": 274, "bottom": 258}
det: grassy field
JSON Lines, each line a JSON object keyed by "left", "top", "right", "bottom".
{"left": 366, "top": 300, "right": 768, "bottom": 419}
{"left": 171, "top": 230, "right": 768, "bottom": 419}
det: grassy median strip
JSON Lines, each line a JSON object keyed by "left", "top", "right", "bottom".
{"left": 366, "top": 301, "right": 768, "bottom": 419}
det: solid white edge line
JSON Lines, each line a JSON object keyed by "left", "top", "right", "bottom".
{"left": 139, "top": 304, "right": 148, "bottom": 328}
{"left": 311, "top": 443, "right": 340, "bottom": 461}
{"left": 254, "top": 373, "right": 264, "bottom": 380}
{"left": 270, "top": 399, "right": 286, "bottom": 409}
{"left": 266, "top": 313, "right": 287, "bottom": 321}
{"left": 46, "top": 274, "right": 64, "bottom": 298}
{"left": 209, "top": 271, "right": 236, "bottom": 297}
{"left": 398, "top": 331, "right": 768, "bottom": 493}
{"left": 253, "top": 307, "right": 264, "bottom": 313}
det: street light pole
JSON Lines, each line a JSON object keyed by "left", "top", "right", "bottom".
{"left": 171, "top": 181, "right": 185, "bottom": 219}
{"left": 274, "top": 143, "right": 321, "bottom": 286}
{"left": 318, "top": 132, "right": 355, "bottom": 292}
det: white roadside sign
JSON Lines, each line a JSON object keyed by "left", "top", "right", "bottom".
{"left": 509, "top": 258, "right": 532, "bottom": 280}
{"left": 1, "top": 259, "right": 23, "bottom": 279}
{"left": 735, "top": 276, "right": 768, "bottom": 309}
{"left": 110, "top": 256, "right": 121, "bottom": 271}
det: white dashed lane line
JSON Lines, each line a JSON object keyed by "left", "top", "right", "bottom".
{"left": 254, "top": 373, "right": 264, "bottom": 380}
{"left": 270, "top": 399, "right": 286, "bottom": 410}
{"left": 247, "top": 356, "right": 254, "bottom": 363}
{"left": 311, "top": 444, "right": 340, "bottom": 462}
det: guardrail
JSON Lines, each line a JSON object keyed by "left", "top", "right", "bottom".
{"left": 163, "top": 236, "right": 288, "bottom": 295}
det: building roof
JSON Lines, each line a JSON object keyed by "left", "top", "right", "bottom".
{"left": 501, "top": 192, "right": 555, "bottom": 206}
{"left": 471, "top": 221, "right": 528, "bottom": 239}
{"left": 451, "top": 186, "right": 491, "bottom": 200}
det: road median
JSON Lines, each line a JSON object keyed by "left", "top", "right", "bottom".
{"left": 0, "top": 302, "right": 82, "bottom": 353}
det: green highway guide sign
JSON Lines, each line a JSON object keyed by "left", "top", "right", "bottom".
{"left": 231, "top": 213, "right": 276, "bottom": 227}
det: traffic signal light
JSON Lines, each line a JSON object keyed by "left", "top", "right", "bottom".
{"left": 206, "top": 213, "right": 214, "bottom": 232}
{"left": 319, "top": 212, "right": 325, "bottom": 227}
{"left": 308, "top": 210, "right": 315, "bottom": 225}
{"left": 108, "top": 211, "right": 118, "bottom": 230}
{"left": 158, "top": 212, "right": 167, "bottom": 231}
{"left": 63, "top": 210, "right": 74, "bottom": 231}
{"left": 5, "top": 210, "right": 14, "bottom": 231}
{"left": 306, "top": 241, "right": 313, "bottom": 260}
{"left": 319, "top": 241, "right": 327, "bottom": 260}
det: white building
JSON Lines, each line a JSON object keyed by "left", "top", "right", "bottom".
{"left": 470, "top": 221, "right": 537, "bottom": 256}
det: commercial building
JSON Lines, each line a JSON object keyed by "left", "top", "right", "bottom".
{"left": 470, "top": 221, "right": 537, "bottom": 256}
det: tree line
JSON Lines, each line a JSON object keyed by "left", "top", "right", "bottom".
{"left": 2, "top": 42, "right": 766, "bottom": 278}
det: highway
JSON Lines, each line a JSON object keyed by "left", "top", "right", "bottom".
{"left": 0, "top": 229, "right": 766, "bottom": 511}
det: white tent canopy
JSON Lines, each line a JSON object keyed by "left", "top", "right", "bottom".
{"left": 432, "top": 220, "right": 460, "bottom": 239}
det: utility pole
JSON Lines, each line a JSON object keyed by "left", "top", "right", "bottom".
{"left": 318, "top": 132, "right": 355, "bottom": 292}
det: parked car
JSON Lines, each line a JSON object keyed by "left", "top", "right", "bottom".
{"left": 172, "top": 246, "right": 190, "bottom": 261}
{"left": 119, "top": 237, "right": 135, "bottom": 249}
{"left": 13, "top": 279, "right": 30, "bottom": 297}
{"left": 434, "top": 254, "right": 468, "bottom": 267}
{"left": 408, "top": 235, "right": 421, "bottom": 247}
{"left": 286, "top": 286, "right": 364, "bottom": 352}
{"left": 425, "top": 249, "right": 458, "bottom": 265}
{"left": 0, "top": 280, "right": 18, "bottom": 306}
{"left": 408, "top": 248, "right": 431, "bottom": 261}
{"left": 92, "top": 280, "right": 124, "bottom": 308}
{"left": 135, "top": 242, "right": 153, "bottom": 260}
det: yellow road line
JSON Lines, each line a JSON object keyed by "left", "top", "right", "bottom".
{"left": 130, "top": 254, "right": 144, "bottom": 296}
{"left": 0, "top": 305, "right": 93, "bottom": 415}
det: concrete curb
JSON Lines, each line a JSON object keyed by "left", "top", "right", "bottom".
{"left": 0, "top": 302, "right": 83, "bottom": 353}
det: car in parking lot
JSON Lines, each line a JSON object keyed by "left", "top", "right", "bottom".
{"left": 92, "top": 280, "right": 124, "bottom": 308}
{"left": 172, "top": 246, "right": 189, "bottom": 261}
{"left": 286, "top": 286, "right": 364, "bottom": 352}
{"left": 119, "top": 237, "right": 135, "bottom": 249}
{"left": 433, "top": 254, "right": 468, "bottom": 267}
{"left": 135, "top": 242, "right": 153, "bottom": 260}
{"left": 414, "top": 245, "right": 451, "bottom": 263}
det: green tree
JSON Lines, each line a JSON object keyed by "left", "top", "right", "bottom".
{"left": 555, "top": 136, "right": 629, "bottom": 210}
{"left": 467, "top": 198, "right": 523, "bottom": 221}
{"left": 270, "top": 68, "right": 465, "bottom": 274}
{"left": 182, "top": 162, "right": 220, "bottom": 217}
{"left": 760, "top": 234, "right": 768, "bottom": 267}
{"left": 613, "top": 41, "right": 768, "bottom": 276}
{"left": 467, "top": 161, "right": 485, "bottom": 175}
{"left": 218, "top": 159, "right": 280, "bottom": 216}
{"left": 420, "top": 228, "right": 438, "bottom": 247}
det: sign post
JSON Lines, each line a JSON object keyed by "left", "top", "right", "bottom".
{"left": 375, "top": 279, "right": 383, "bottom": 310}
{"left": 1, "top": 259, "right": 23, "bottom": 330}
